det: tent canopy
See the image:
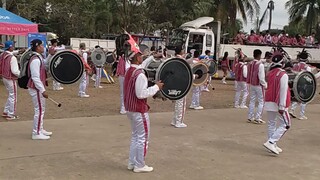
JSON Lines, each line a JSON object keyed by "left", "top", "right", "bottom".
{"left": 0, "top": 8, "right": 38, "bottom": 35}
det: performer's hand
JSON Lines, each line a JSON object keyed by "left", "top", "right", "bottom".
{"left": 156, "top": 81, "right": 164, "bottom": 90}
{"left": 42, "top": 91, "right": 49, "bottom": 99}
{"left": 278, "top": 110, "right": 284, "bottom": 115}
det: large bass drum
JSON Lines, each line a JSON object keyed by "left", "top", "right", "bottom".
{"left": 50, "top": 50, "right": 84, "bottom": 84}
{"left": 145, "top": 57, "right": 193, "bottom": 100}
{"left": 202, "top": 59, "right": 218, "bottom": 75}
{"left": 288, "top": 71, "right": 317, "bottom": 103}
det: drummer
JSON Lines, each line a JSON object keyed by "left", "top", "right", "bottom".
{"left": 189, "top": 51, "right": 204, "bottom": 110}
{"left": 93, "top": 45, "right": 103, "bottom": 88}
{"left": 201, "top": 50, "right": 212, "bottom": 92}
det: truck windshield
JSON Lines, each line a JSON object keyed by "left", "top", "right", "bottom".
{"left": 168, "top": 29, "right": 189, "bottom": 47}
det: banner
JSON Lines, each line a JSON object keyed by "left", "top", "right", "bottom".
{"left": 27, "top": 33, "right": 47, "bottom": 58}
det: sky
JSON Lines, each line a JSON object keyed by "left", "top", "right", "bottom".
{"left": 242, "top": 0, "right": 289, "bottom": 32}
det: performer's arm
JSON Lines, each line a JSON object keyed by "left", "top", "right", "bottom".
{"left": 243, "top": 65, "right": 247, "bottom": 78}
{"left": 140, "top": 55, "right": 155, "bottom": 68}
{"left": 83, "top": 52, "right": 88, "bottom": 63}
{"left": 10, "top": 56, "right": 20, "bottom": 77}
{"left": 135, "top": 73, "right": 159, "bottom": 99}
{"left": 30, "top": 59, "right": 46, "bottom": 93}
{"left": 279, "top": 74, "right": 289, "bottom": 111}
{"left": 258, "top": 63, "right": 267, "bottom": 88}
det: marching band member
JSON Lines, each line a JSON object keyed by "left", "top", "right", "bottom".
{"left": 289, "top": 54, "right": 312, "bottom": 120}
{"left": 247, "top": 49, "right": 267, "bottom": 124}
{"left": 234, "top": 56, "right": 248, "bottom": 109}
{"left": 190, "top": 51, "right": 204, "bottom": 110}
{"left": 171, "top": 46, "right": 188, "bottom": 128}
{"left": 201, "top": 50, "right": 212, "bottom": 92}
{"left": 263, "top": 53, "right": 291, "bottom": 155}
{"left": 78, "top": 43, "right": 90, "bottom": 98}
{"left": 262, "top": 51, "right": 273, "bottom": 74}
{"left": 47, "top": 38, "right": 65, "bottom": 91}
{"left": 28, "top": 39, "right": 52, "bottom": 140}
{"left": 0, "top": 41, "right": 20, "bottom": 120}
{"left": 124, "top": 50, "right": 164, "bottom": 173}
{"left": 116, "top": 54, "right": 130, "bottom": 114}
{"left": 94, "top": 45, "right": 103, "bottom": 88}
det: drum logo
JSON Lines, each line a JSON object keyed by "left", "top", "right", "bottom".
{"left": 303, "top": 75, "right": 313, "bottom": 84}
{"left": 168, "top": 90, "right": 181, "bottom": 96}
{"left": 54, "top": 57, "right": 63, "bottom": 68}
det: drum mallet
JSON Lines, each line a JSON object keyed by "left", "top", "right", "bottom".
{"left": 48, "top": 97, "right": 62, "bottom": 107}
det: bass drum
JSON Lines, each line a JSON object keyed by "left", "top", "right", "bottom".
{"left": 145, "top": 57, "right": 193, "bottom": 100}
{"left": 105, "top": 51, "right": 115, "bottom": 64}
{"left": 202, "top": 59, "right": 218, "bottom": 75}
{"left": 50, "top": 50, "right": 84, "bottom": 84}
{"left": 191, "top": 62, "right": 209, "bottom": 86}
{"left": 288, "top": 71, "right": 317, "bottom": 103}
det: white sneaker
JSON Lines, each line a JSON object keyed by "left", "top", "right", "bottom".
{"left": 170, "top": 120, "right": 176, "bottom": 126}
{"left": 298, "top": 116, "right": 308, "bottom": 120}
{"left": 202, "top": 88, "right": 210, "bottom": 92}
{"left": 254, "top": 119, "right": 266, "bottom": 124}
{"left": 80, "top": 94, "right": 90, "bottom": 98}
{"left": 120, "top": 110, "right": 127, "bottom": 115}
{"left": 175, "top": 123, "right": 187, "bottom": 128}
{"left": 194, "top": 106, "right": 204, "bottom": 110}
{"left": 128, "top": 164, "right": 134, "bottom": 170}
{"left": 263, "top": 141, "right": 279, "bottom": 155}
{"left": 275, "top": 144, "right": 283, "bottom": 153}
{"left": 289, "top": 111, "right": 297, "bottom": 118}
{"left": 189, "top": 105, "right": 196, "bottom": 109}
{"left": 234, "top": 105, "right": 240, "bottom": 109}
{"left": 42, "top": 130, "right": 53, "bottom": 136}
{"left": 240, "top": 105, "right": 248, "bottom": 109}
{"left": 247, "top": 118, "right": 254, "bottom": 123}
{"left": 32, "top": 134, "right": 50, "bottom": 140}
{"left": 133, "top": 165, "right": 153, "bottom": 173}
{"left": 222, "top": 81, "right": 227, "bottom": 84}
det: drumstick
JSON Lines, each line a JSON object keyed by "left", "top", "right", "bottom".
{"left": 48, "top": 97, "right": 62, "bottom": 107}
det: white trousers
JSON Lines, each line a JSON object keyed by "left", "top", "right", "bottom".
{"left": 234, "top": 81, "right": 248, "bottom": 107}
{"left": 2, "top": 78, "right": 17, "bottom": 117}
{"left": 52, "top": 80, "right": 62, "bottom": 90}
{"left": 173, "top": 97, "right": 186, "bottom": 125}
{"left": 201, "top": 76, "right": 212, "bottom": 90}
{"left": 119, "top": 76, "right": 126, "bottom": 112}
{"left": 127, "top": 112, "right": 150, "bottom": 168}
{"left": 290, "top": 102, "right": 306, "bottom": 117}
{"left": 95, "top": 67, "right": 102, "bottom": 87}
{"left": 79, "top": 72, "right": 89, "bottom": 95}
{"left": 191, "top": 86, "right": 201, "bottom": 107}
{"left": 248, "top": 85, "right": 264, "bottom": 120}
{"left": 267, "top": 111, "right": 291, "bottom": 144}
{"left": 29, "top": 88, "right": 46, "bottom": 135}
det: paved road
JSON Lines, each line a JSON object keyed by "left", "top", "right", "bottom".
{"left": 0, "top": 105, "right": 319, "bottom": 180}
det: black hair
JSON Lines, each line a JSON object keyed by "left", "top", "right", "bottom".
{"left": 253, "top": 49, "right": 262, "bottom": 59}
{"left": 205, "top": 50, "right": 210, "bottom": 55}
{"left": 222, "top": 52, "right": 228, "bottom": 60}
{"left": 193, "top": 51, "right": 200, "bottom": 58}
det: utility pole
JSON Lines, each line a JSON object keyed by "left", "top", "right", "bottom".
{"left": 2, "top": 0, "right": 6, "bottom": 10}
{"left": 268, "top": 0, "right": 274, "bottom": 31}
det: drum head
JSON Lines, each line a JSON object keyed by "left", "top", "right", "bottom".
{"left": 91, "top": 49, "right": 106, "bottom": 66}
{"left": 50, "top": 50, "right": 84, "bottom": 84}
{"left": 192, "top": 62, "right": 209, "bottom": 86}
{"left": 155, "top": 58, "right": 192, "bottom": 100}
{"left": 105, "top": 52, "right": 115, "bottom": 64}
{"left": 207, "top": 60, "right": 218, "bottom": 75}
{"left": 292, "top": 71, "right": 317, "bottom": 103}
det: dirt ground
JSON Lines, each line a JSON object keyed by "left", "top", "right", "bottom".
{"left": 0, "top": 76, "right": 319, "bottom": 122}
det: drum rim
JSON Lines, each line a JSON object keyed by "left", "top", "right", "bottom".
{"left": 91, "top": 49, "right": 106, "bottom": 66}
{"left": 50, "top": 50, "right": 84, "bottom": 84}
{"left": 292, "top": 71, "right": 317, "bottom": 103}
{"left": 155, "top": 57, "right": 193, "bottom": 100}
{"left": 202, "top": 59, "right": 218, "bottom": 75}
{"left": 191, "top": 62, "right": 209, "bottom": 86}
{"left": 105, "top": 52, "right": 115, "bottom": 64}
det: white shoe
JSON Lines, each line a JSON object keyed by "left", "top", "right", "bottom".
{"left": 275, "top": 144, "right": 283, "bottom": 153}
{"left": 189, "top": 105, "right": 196, "bottom": 109}
{"left": 222, "top": 81, "right": 227, "bottom": 84}
{"left": 298, "top": 116, "right": 308, "bottom": 120}
{"left": 263, "top": 141, "right": 279, "bottom": 155}
{"left": 247, "top": 118, "right": 254, "bottom": 123}
{"left": 175, "top": 123, "right": 187, "bottom": 128}
{"left": 234, "top": 105, "right": 240, "bottom": 109}
{"left": 32, "top": 134, "right": 50, "bottom": 140}
{"left": 133, "top": 165, "right": 153, "bottom": 173}
{"left": 289, "top": 111, "right": 297, "bottom": 118}
{"left": 170, "top": 120, "right": 176, "bottom": 126}
{"left": 240, "top": 105, "right": 248, "bottom": 109}
{"left": 254, "top": 119, "right": 266, "bottom": 124}
{"left": 202, "top": 88, "right": 210, "bottom": 92}
{"left": 128, "top": 164, "right": 134, "bottom": 170}
{"left": 80, "top": 94, "right": 90, "bottom": 98}
{"left": 42, "top": 130, "right": 53, "bottom": 136}
{"left": 194, "top": 106, "right": 204, "bottom": 110}
{"left": 120, "top": 110, "right": 127, "bottom": 115}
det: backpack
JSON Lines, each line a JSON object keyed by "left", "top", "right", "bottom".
{"left": 18, "top": 52, "right": 39, "bottom": 89}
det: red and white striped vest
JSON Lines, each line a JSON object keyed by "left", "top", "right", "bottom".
{"left": 293, "top": 62, "right": 308, "bottom": 72}
{"left": 235, "top": 62, "right": 246, "bottom": 82}
{"left": 124, "top": 67, "right": 149, "bottom": 113}
{"left": 116, "top": 56, "right": 126, "bottom": 76}
{"left": 27, "top": 55, "right": 47, "bottom": 90}
{"left": 247, "top": 60, "right": 261, "bottom": 86}
{"left": 265, "top": 68, "right": 291, "bottom": 108}
{"left": 0, "top": 52, "right": 17, "bottom": 80}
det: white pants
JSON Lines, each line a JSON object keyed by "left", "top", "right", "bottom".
{"left": 290, "top": 102, "right": 306, "bottom": 117}
{"left": 234, "top": 81, "right": 248, "bottom": 107}
{"left": 173, "top": 97, "right": 186, "bottom": 125}
{"left": 191, "top": 86, "right": 201, "bottom": 107}
{"left": 248, "top": 85, "right": 264, "bottom": 120}
{"left": 53, "top": 80, "right": 62, "bottom": 90}
{"left": 29, "top": 88, "right": 46, "bottom": 135}
{"left": 95, "top": 67, "right": 102, "bottom": 87}
{"left": 201, "top": 76, "right": 212, "bottom": 90}
{"left": 3, "top": 78, "right": 17, "bottom": 117}
{"left": 79, "top": 72, "right": 89, "bottom": 95}
{"left": 127, "top": 112, "right": 150, "bottom": 168}
{"left": 119, "top": 76, "right": 126, "bottom": 112}
{"left": 267, "top": 111, "right": 291, "bottom": 144}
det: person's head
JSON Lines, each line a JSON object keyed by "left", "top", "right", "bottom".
{"left": 223, "top": 51, "right": 228, "bottom": 58}
{"left": 270, "top": 52, "right": 284, "bottom": 70}
{"left": 264, "top": 51, "right": 273, "bottom": 62}
{"left": 312, "top": 32, "right": 316, "bottom": 37}
{"left": 175, "top": 46, "right": 184, "bottom": 55}
{"left": 129, "top": 52, "right": 143, "bottom": 65}
{"left": 31, "top": 39, "right": 44, "bottom": 54}
{"left": 50, "top": 39, "right": 58, "bottom": 46}
{"left": 193, "top": 51, "right": 200, "bottom": 58}
{"left": 250, "top": 30, "right": 255, "bottom": 35}
{"left": 205, "top": 50, "right": 210, "bottom": 55}
{"left": 95, "top": 45, "right": 101, "bottom": 49}
{"left": 253, "top": 49, "right": 262, "bottom": 60}
{"left": 4, "top": 41, "right": 14, "bottom": 52}
{"left": 266, "top": 30, "right": 270, "bottom": 34}
{"left": 150, "top": 46, "right": 156, "bottom": 51}
{"left": 79, "top": 43, "right": 86, "bottom": 50}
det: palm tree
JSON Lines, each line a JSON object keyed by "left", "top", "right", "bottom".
{"left": 258, "top": 0, "right": 274, "bottom": 31}
{"left": 285, "top": 0, "right": 320, "bottom": 34}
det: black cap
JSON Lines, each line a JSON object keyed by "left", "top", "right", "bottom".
{"left": 30, "top": 39, "right": 43, "bottom": 51}
{"left": 175, "top": 46, "right": 183, "bottom": 54}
